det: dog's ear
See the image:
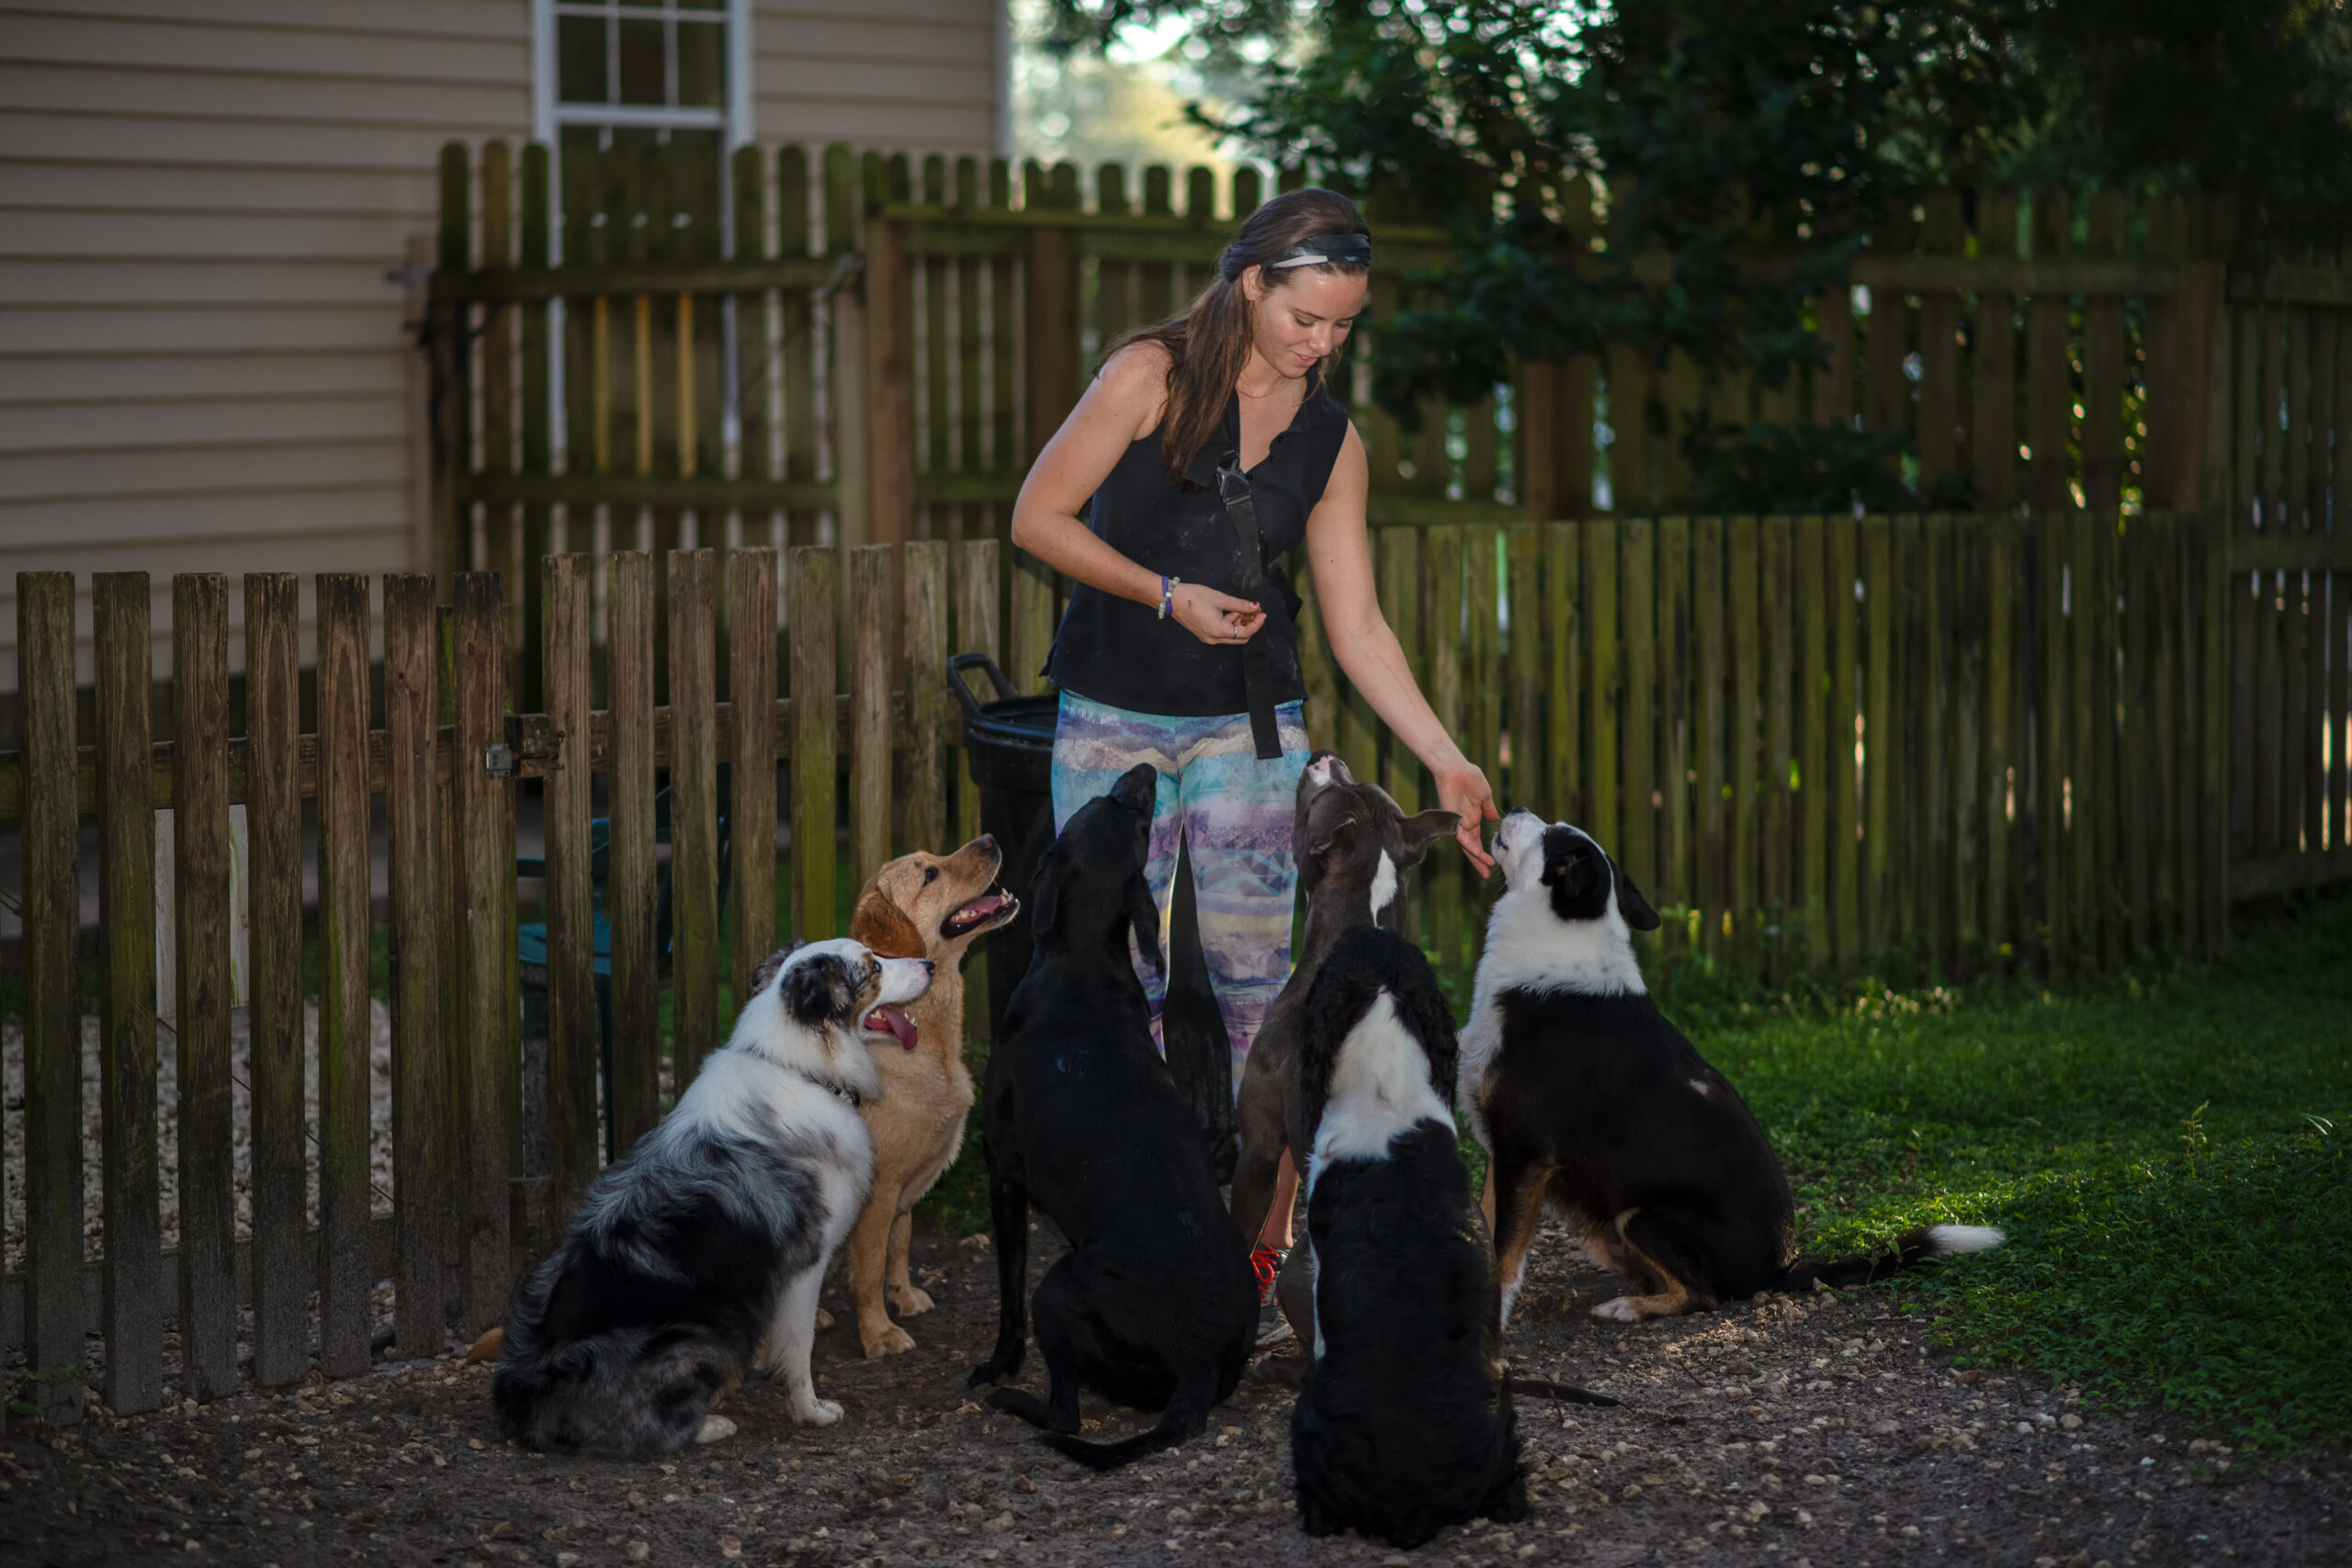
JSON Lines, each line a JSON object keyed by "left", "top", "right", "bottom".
{"left": 1025, "top": 847, "right": 1062, "bottom": 950}
{"left": 850, "top": 877, "right": 926, "bottom": 959}
{"left": 1305, "top": 812, "right": 1360, "bottom": 859}
{"left": 1611, "top": 856, "right": 1663, "bottom": 932}
{"left": 750, "top": 945, "right": 796, "bottom": 998}
{"left": 1127, "top": 874, "right": 1165, "bottom": 978}
{"left": 1397, "top": 808, "right": 1462, "bottom": 866}
{"left": 781, "top": 951, "right": 856, "bottom": 1027}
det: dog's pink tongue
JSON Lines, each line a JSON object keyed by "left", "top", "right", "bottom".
{"left": 865, "top": 1003, "right": 918, "bottom": 1051}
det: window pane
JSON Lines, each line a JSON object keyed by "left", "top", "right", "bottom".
{"left": 557, "top": 14, "right": 609, "bottom": 105}
{"left": 677, "top": 0, "right": 724, "bottom": 10}
{"left": 616, "top": 16, "right": 667, "bottom": 106}
{"left": 676, "top": 19, "right": 726, "bottom": 108}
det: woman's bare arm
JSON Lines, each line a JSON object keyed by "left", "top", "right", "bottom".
{"left": 1305, "top": 424, "right": 1500, "bottom": 874}
{"left": 1008, "top": 342, "right": 1267, "bottom": 648}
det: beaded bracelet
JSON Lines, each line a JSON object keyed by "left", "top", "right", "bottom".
{"left": 1159, "top": 574, "right": 1180, "bottom": 619}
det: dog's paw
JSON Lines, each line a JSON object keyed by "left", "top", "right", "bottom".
{"left": 1590, "top": 1295, "right": 1642, "bottom": 1323}
{"left": 889, "top": 1284, "right": 936, "bottom": 1317}
{"left": 694, "top": 1415, "right": 738, "bottom": 1446}
{"left": 967, "top": 1356, "right": 1013, "bottom": 1389}
{"left": 789, "top": 1397, "right": 844, "bottom": 1427}
{"left": 814, "top": 1307, "right": 835, "bottom": 1332}
{"left": 861, "top": 1321, "right": 917, "bottom": 1359}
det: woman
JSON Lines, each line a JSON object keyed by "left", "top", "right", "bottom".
{"left": 1010, "top": 186, "right": 1498, "bottom": 1346}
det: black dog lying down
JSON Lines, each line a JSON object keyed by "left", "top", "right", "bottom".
{"left": 968, "top": 763, "right": 1257, "bottom": 1470}
{"left": 1290, "top": 925, "right": 1529, "bottom": 1546}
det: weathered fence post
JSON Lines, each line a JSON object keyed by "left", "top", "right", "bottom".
{"left": 542, "top": 555, "right": 598, "bottom": 1209}
{"left": 433, "top": 143, "right": 473, "bottom": 594}
{"left": 731, "top": 548, "right": 782, "bottom": 1004}
{"left": 866, "top": 211, "right": 917, "bottom": 547}
{"left": 171, "top": 573, "right": 237, "bottom": 1400}
{"left": 244, "top": 573, "right": 308, "bottom": 1383}
{"left": 791, "top": 546, "right": 839, "bottom": 939}
{"left": 607, "top": 553, "right": 662, "bottom": 1144}
{"left": 385, "top": 573, "right": 449, "bottom": 1359}
{"left": 315, "top": 573, "right": 375, "bottom": 1378}
{"left": 18, "top": 571, "right": 85, "bottom": 1424}
{"left": 95, "top": 571, "right": 164, "bottom": 1415}
{"left": 954, "top": 536, "right": 1001, "bottom": 851}
{"left": 902, "top": 540, "right": 951, "bottom": 852}
{"left": 669, "top": 549, "right": 721, "bottom": 1082}
{"left": 456, "top": 571, "right": 516, "bottom": 1328}
{"left": 851, "top": 544, "right": 895, "bottom": 872}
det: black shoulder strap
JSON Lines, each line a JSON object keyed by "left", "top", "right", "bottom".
{"left": 1214, "top": 390, "right": 1285, "bottom": 761}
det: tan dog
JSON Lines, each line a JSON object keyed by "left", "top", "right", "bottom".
{"left": 838, "top": 834, "right": 1019, "bottom": 1357}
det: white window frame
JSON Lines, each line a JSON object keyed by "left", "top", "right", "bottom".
{"left": 531, "top": 0, "right": 757, "bottom": 468}
{"left": 531, "top": 0, "right": 756, "bottom": 262}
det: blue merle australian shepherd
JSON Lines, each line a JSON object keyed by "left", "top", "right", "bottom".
{"left": 492, "top": 938, "right": 933, "bottom": 1454}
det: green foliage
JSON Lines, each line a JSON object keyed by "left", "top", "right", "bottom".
{"left": 1039, "top": 0, "right": 2352, "bottom": 512}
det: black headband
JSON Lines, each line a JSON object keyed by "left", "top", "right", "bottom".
{"left": 1268, "top": 231, "right": 1373, "bottom": 269}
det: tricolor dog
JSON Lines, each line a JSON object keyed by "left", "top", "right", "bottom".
{"left": 1461, "top": 813, "right": 2005, "bottom": 1325}
{"left": 492, "top": 939, "right": 933, "bottom": 1454}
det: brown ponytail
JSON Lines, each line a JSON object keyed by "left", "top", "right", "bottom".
{"left": 1101, "top": 187, "right": 1371, "bottom": 485}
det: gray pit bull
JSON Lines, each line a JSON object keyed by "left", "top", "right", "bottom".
{"left": 1229, "top": 750, "right": 1459, "bottom": 1355}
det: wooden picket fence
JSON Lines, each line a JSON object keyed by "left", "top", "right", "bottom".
{"left": 1329, "top": 512, "right": 2237, "bottom": 987}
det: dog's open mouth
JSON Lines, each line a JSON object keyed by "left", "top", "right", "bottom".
{"left": 863, "top": 1003, "right": 918, "bottom": 1051}
{"left": 944, "top": 889, "right": 1018, "bottom": 936}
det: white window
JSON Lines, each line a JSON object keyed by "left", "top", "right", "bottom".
{"left": 534, "top": 0, "right": 753, "bottom": 255}
{"left": 532, "top": 0, "right": 756, "bottom": 466}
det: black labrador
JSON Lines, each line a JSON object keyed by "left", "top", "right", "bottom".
{"left": 967, "top": 762, "right": 1258, "bottom": 1469}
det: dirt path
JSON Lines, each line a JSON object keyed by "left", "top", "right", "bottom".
{"left": 5, "top": 1218, "right": 2342, "bottom": 1567}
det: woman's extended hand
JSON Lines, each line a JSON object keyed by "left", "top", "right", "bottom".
{"left": 1433, "top": 759, "right": 1500, "bottom": 877}
{"left": 1170, "top": 583, "right": 1266, "bottom": 647}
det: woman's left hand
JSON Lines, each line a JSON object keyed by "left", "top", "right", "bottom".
{"left": 1433, "top": 760, "right": 1500, "bottom": 877}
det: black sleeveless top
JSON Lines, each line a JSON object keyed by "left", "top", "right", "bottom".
{"left": 1046, "top": 376, "right": 1351, "bottom": 717}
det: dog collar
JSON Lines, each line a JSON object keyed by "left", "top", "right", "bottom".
{"left": 790, "top": 1066, "right": 863, "bottom": 1110}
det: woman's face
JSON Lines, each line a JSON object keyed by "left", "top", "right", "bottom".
{"left": 1243, "top": 265, "right": 1369, "bottom": 379}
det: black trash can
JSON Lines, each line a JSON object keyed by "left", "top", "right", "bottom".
{"left": 948, "top": 654, "right": 1237, "bottom": 1177}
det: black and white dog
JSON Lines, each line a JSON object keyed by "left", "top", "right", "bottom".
{"left": 1289, "top": 925, "right": 1528, "bottom": 1548}
{"left": 493, "top": 939, "right": 933, "bottom": 1454}
{"left": 1462, "top": 813, "right": 2004, "bottom": 1325}
{"left": 968, "top": 762, "right": 1258, "bottom": 1471}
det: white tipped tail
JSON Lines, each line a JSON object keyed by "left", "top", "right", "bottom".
{"left": 1927, "top": 1224, "right": 2007, "bottom": 1255}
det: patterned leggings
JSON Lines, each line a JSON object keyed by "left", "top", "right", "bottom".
{"left": 1049, "top": 691, "right": 1309, "bottom": 1093}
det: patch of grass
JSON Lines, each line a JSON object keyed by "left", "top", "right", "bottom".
{"left": 1651, "top": 892, "right": 2352, "bottom": 1452}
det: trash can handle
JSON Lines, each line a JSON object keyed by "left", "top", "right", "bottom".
{"left": 946, "top": 652, "right": 1019, "bottom": 721}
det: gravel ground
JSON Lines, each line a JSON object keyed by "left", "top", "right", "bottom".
{"left": 4, "top": 1215, "right": 2343, "bottom": 1568}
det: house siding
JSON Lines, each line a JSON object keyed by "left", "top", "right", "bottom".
{"left": 0, "top": 1, "right": 534, "bottom": 686}
{"left": 0, "top": 0, "right": 1006, "bottom": 690}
